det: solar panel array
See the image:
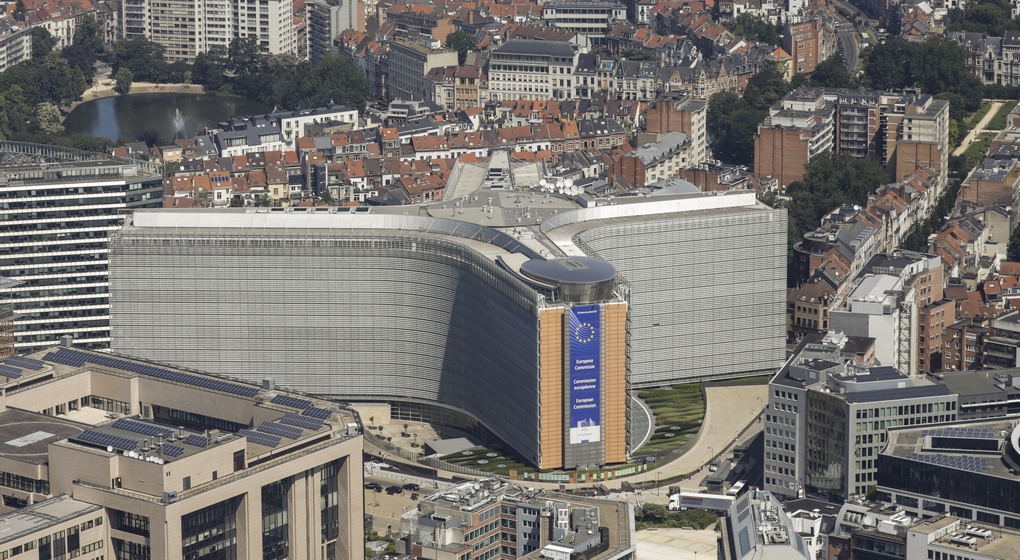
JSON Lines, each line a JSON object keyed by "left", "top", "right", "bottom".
{"left": 0, "top": 365, "right": 22, "bottom": 379}
{"left": 112, "top": 419, "right": 173, "bottom": 438}
{"left": 43, "top": 348, "right": 260, "bottom": 397}
{"left": 182, "top": 435, "right": 208, "bottom": 448}
{"left": 906, "top": 453, "right": 989, "bottom": 472}
{"left": 302, "top": 406, "right": 332, "bottom": 420}
{"left": 77, "top": 430, "right": 138, "bottom": 451}
{"left": 270, "top": 395, "right": 312, "bottom": 409}
{"left": 281, "top": 413, "right": 323, "bottom": 431}
{"left": 4, "top": 356, "right": 43, "bottom": 370}
{"left": 238, "top": 429, "right": 281, "bottom": 448}
{"left": 922, "top": 428, "right": 997, "bottom": 439}
{"left": 158, "top": 444, "right": 185, "bottom": 458}
{"left": 258, "top": 421, "right": 302, "bottom": 439}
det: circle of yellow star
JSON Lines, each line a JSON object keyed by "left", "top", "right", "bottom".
{"left": 574, "top": 322, "right": 595, "bottom": 343}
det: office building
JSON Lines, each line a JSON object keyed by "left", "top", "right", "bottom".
{"left": 720, "top": 489, "right": 816, "bottom": 560}
{"left": 401, "top": 479, "right": 635, "bottom": 560}
{"left": 541, "top": 0, "right": 625, "bottom": 45}
{"left": 488, "top": 39, "right": 580, "bottom": 101}
{"left": 388, "top": 37, "right": 459, "bottom": 102}
{"left": 108, "top": 179, "right": 786, "bottom": 466}
{"left": 122, "top": 0, "right": 297, "bottom": 62}
{"left": 0, "top": 142, "right": 164, "bottom": 353}
{"left": 0, "top": 344, "right": 364, "bottom": 559}
{"left": 307, "top": 0, "right": 364, "bottom": 64}
{"left": 879, "top": 415, "right": 1020, "bottom": 529}
{"left": 766, "top": 332, "right": 958, "bottom": 502}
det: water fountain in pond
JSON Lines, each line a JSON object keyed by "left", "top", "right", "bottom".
{"left": 172, "top": 109, "right": 186, "bottom": 138}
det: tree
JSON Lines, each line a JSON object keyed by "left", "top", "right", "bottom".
{"left": 445, "top": 31, "right": 476, "bottom": 66}
{"left": 36, "top": 102, "right": 63, "bottom": 134}
{"left": 228, "top": 36, "right": 266, "bottom": 75}
{"left": 1009, "top": 222, "right": 1020, "bottom": 262}
{"left": 64, "top": 12, "right": 105, "bottom": 83}
{"left": 784, "top": 152, "right": 892, "bottom": 255}
{"left": 114, "top": 67, "right": 133, "bottom": 95}
{"left": 810, "top": 54, "right": 852, "bottom": 88}
{"left": 621, "top": 48, "right": 657, "bottom": 61}
{"left": 113, "top": 37, "right": 169, "bottom": 83}
{"left": 31, "top": 28, "right": 57, "bottom": 59}
{"left": 707, "top": 91, "right": 766, "bottom": 165}
{"left": 723, "top": 13, "right": 782, "bottom": 45}
{"left": 192, "top": 46, "right": 227, "bottom": 90}
{"left": 743, "top": 60, "right": 792, "bottom": 112}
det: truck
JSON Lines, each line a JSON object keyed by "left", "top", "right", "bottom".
{"left": 667, "top": 492, "right": 735, "bottom": 512}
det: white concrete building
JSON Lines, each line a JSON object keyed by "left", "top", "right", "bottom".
{"left": 488, "top": 39, "right": 579, "bottom": 101}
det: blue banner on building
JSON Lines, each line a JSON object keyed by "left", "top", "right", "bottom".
{"left": 569, "top": 305, "right": 601, "bottom": 444}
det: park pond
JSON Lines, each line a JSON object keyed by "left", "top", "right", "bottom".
{"left": 63, "top": 93, "right": 270, "bottom": 142}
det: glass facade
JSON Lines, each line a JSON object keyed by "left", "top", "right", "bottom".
{"left": 181, "top": 496, "right": 241, "bottom": 560}
{"left": 878, "top": 454, "right": 1020, "bottom": 515}
{"left": 110, "top": 233, "right": 547, "bottom": 464}
{"left": 807, "top": 389, "right": 848, "bottom": 497}
{"left": 321, "top": 460, "right": 340, "bottom": 544}
{"left": 262, "top": 479, "right": 290, "bottom": 560}
{"left": 575, "top": 209, "right": 787, "bottom": 387}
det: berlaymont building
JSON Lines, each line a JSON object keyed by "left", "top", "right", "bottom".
{"left": 106, "top": 155, "right": 788, "bottom": 469}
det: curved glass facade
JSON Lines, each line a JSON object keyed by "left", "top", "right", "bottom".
{"left": 574, "top": 210, "right": 788, "bottom": 386}
{"left": 109, "top": 233, "right": 547, "bottom": 464}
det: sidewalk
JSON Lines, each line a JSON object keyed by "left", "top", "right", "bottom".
{"left": 365, "top": 383, "right": 767, "bottom": 492}
{"left": 954, "top": 101, "right": 1002, "bottom": 157}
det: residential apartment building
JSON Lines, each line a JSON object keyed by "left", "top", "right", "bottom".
{"left": 122, "top": 0, "right": 297, "bottom": 62}
{"left": 0, "top": 142, "right": 164, "bottom": 353}
{"left": 388, "top": 37, "right": 458, "bottom": 102}
{"left": 488, "top": 39, "right": 579, "bottom": 102}
{"left": 607, "top": 131, "right": 696, "bottom": 188}
{"left": 307, "top": 0, "right": 364, "bottom": 63}
{"left": 879, "top": 91, "right": 950, "bottom": 189}
{"left": 766, "top": 332, "right": 959, "bottom": 502}
{"left": 0, "top": 21, "right": 31, "bottom": 72}
{"left": 754, "top": 88, "right": 835, "bottom": 188}
{"left": 756, "top": 87, "right": 950, "bottom": 191}
{"left": 643, "top": 90, "right": 708, "bottom": 165}
{"left": 784, "top": 20, "right": 821, "bottom": 75}
{"left": 541, "top": 0, "right": 626, "bottom": 44}
{"left": 0, "top": 344, "right": 364, "bottom": 559}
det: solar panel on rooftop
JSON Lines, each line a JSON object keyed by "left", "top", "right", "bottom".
{"left": 112, "top": 419, "right": 173, "bottom": 438}
{"left": 0, "top": 364, "right": 23, "bottom": 379}
{"left": 159, "top": 444, "right": 185, "bottom": 458}
{"left": 238, "top": 429, "right": 281, "bottom": 448}
{"left": 43, "top": 349, "right": 260, "bottom": 397}
{"left": 4, "top": 356, "right": 43, "bottom": 370}
{"left": 280, "top": 413, "right": 323, "bottom": 430}
{"left": 258, "top": 422, "right": 302, "bottom": 439}
{"left": 302, "top": 406, "right": 332, "bottom": 419}
{"left": 182, "top": 434, "right": 208, "bottom": 448}
{"left": 76, "top": 430, "right": 138, "bottom": 451}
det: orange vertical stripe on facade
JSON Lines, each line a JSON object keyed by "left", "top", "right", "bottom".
{"left": 539, "top": 307, "right": 565, "bottom": 469}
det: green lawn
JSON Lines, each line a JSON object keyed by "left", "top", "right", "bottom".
{"left": 631, "top": 384, "right": 705, "bottom": 459}
{"left": 440, "top": 447, "right": 531, "bottom": 475}
{"left": 961, "top": 132, "right": 996, "bottom": 174}
{"left": 986, "top": 100, "right": 1019, "bottom": 130}
{"left": 968, "top": 102, "right": 993, "bottom": 126}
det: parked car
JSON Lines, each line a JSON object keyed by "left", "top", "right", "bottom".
{"left": 386, "top": 485, "right": 403, "bottom": 495}
{"left": 403, "top": 483, "right": 420, "bottom": 491}
{"left": 365, "top": 482, "right": 382, "bottom": 491}
{"left": 410, "top": 493, "right": 420, "bottom": 501}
